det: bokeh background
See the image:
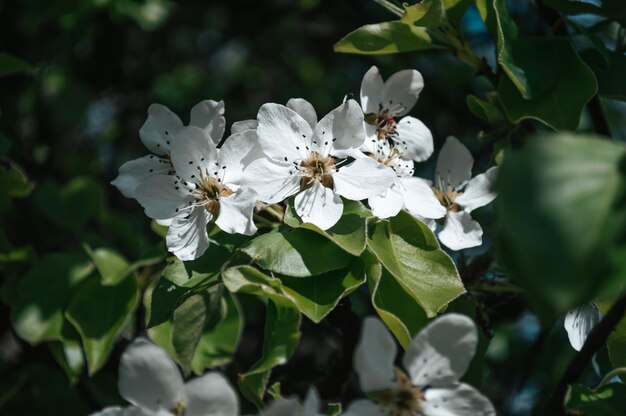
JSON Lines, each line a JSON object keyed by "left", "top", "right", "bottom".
{"left": 1, "top": 1, "right": 625, "bottom": 415}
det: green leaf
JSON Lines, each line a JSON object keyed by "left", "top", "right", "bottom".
{"left": 544, "top": 0, "right": 626, "bottom": 26}
{"left": 581, "top": 50, "right": 626, "bottom": 102}
{"left": 334, "top": 21, "right": 433, "bottom": 55}
{"left": 278, "top": 260, "right": 366, "bottom": 323}
{"left": 241, "top": 228, "right": 354, "bottom": 277}
{"left": 566, "top": 383, "right": 626, "bottom": 415}
{"left": 498, "top": 38, "right": 597, "bottom": 130}
{"left": 491, "top": 0, "right": 559, "bottom": 99}
{"left": 367, "top": 211, "right": 465, "bottom": 317}
{"left": 49, "top": 341, "right": 85, "bottom": 385}
{"left": 466, "top": 94, "right": 505, "bottom": 124}
{"left": 66, "top": 275, "right": 138, "bottom": 375}
{"left": 84, "top": 245, "right": 162, "bottom": 286}
{"left": 222, "top": 266, "right": 301, "bottom": 408}
{"left": 364, "top": 249, "right": 428, "bottom": 348}
{"left": 496, "top": 133, "right": 626, "bottom": 319}
{"left": 0, "top": 162, "right": 33, "bottom": 198}
{"left": 34, "top": 177, "right": 104, "bottom": 232}
{"left": 10, "top": 252, "right": 93, "bottom": 344}
{"left": 84, "top": 246, "right": 131, "bottom": 286}
{"left": 191, "top": 291, "right": 243, "bottom": 374}
{"left": 475, "top": 0, "right": 497, "bottom": 35}
{"left": 148, "top": 256, "right": 222, "bottom": 327}
{"left": 401, "top": 0, "right": 444, "bottom": 28}
{"left": 0, "top": 52, "right": 35, "bottom": 77}
{"left": 443, "top": 0, "right": 473, "bottom": 25}
{"left": 284, "top": 199, "right": 372, "bottom": 256}
{"left": 171, "top": 294, "right": 207, "bottom": 376}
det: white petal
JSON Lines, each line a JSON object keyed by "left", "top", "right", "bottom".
{"left": 438, "top": 211, "right": 483, "bottom": 251}
{"left": 170, "top": 126, "right": 218, "bottom": 183}
{"left": 189, "top": 100, "right": 226, "bottom": 144}
{"left": 257, "top": 103, "right": 312, "bottom": 162}
{"left": 139, "top": 104, "right": 184, "bottom": 156}
{"left": 360, "top": 124, "right": 380, "bottom": 154}
{"left": 313, "top": 99, "right": 365, "bottom": 157}
{"left": 403, "top": 314, "right": 478, "bottom": 388}
{"left": 135, "top": 175, "right": 193, "bottom": 220}
{"left": 218, "top": 129, "right": 263, "bottom": 185}
{"left": 166, "top": 208, "right": 211, "bottom": 261}
{"left": 354, "top": 317, "right": 397, "bottom": 393}
{"left": 343, "top": 400, "right": 386, "bottom": 416}
{"left": 216, "top": 187, "right": 258, "bottom": 235}
{"left": 118, "top": 338, "right": 184, "bottom": 413}
{"left": 398, "top": 177, "right": 446, "bottom": 219}
{"left": 381, "top": 69, "right": 424, "bottom": 117}
{"left": 184, "top": 372, "right": 239, "bottom": 416}
{"left": 302, "top": 388, "right": 322, "bottom": 416}
{"left": 436, "top": 137, "right": 473, "bottom": 192}
{"left": 394, "top": 117, "right": 433, "bottom": 162}
{"left": 89, "top": 406, "right": 147, "bottom": 416}
{"left": 262, "top": 398, "right": 302, "bottom": 416}
{"left": 111, "top": 155, "right": 171, "bottom": 199}
{"left": 368, "top": 184, "right": 404, "bottom": 219}
{"left": 230, "top": 119, "right": 258, "bottom": 134}
{"left": 455, "top": 167, "right": 498, "bottom": 213}
{"left": 241, "top": 158, "right": 300, "bottom": 204}
{"left": 360, "top": 66, "right": 384, "bottom": 115}
{"left": 422, "top": 384, "right": 496, "bottom": 416}
{"left": 564, "top": 303, "right": 602, "bottom": 351}
{"left": 286, "top": 98, "right": 318, "bottom": 129}
{"left": 295, "top": 182, "right": 343, "bottom": 231}
{"left": 333, "top": 158, "right": 395, "bottom": 201}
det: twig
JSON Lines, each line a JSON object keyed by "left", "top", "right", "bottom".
{"left": 544, "top": 292, "right": 626, "bottom": 415}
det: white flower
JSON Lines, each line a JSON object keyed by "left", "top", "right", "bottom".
{"left": 112, "top": 101, "right": 225, "bottom": 200}
{"left": 345, "top": 315, "right": 495, "bottom": 416}
{"left": 360, "top": 66, "right": 433, "bottom": 162}
{"left": 367, "top": 141, "right": 446, "bottom": 220}
{"left": 564, "top": 303, "right": 602, "bottom": 351}
{"left": 135, "top": 127, "right": 259, "bottom": 260}
{"left": 91, "top": 338, "right": 239, "bottom": 416}
{"left": 243, "top": 99, "right": 395, "bottom": 230}
{"left": 261, "top": 388, "right": 324, "bottom": 416}
{"left": 430, "top": 136, "right": 498, "bottom": 251}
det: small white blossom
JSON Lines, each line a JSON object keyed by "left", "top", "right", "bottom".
{"left": 344, "top": 315, "right": 495, "bottom": 416}
{"left": 243, "top": 99, "right": 395, "bottom": 230}
{"left": 430, "top": 136, "right": 498, "bottom": 251}
{"left": 367, "top": 141, "right": 446, "bottom": 220}
{"left": 111, "top": 101, "right": 225, "bottom": 200}
{"left": 90, "top": 338, "right": 239, "bottom": 416}
{"left": 359, "top": 66, "right": 433, "bottom": 162}
{"left": 261, "top": 388, "right": 324, "bottom": 416}
{"left": 135, "top": 127, "right": 259, "bottom": 260}
{"left": 564, "top": 303, "right": 602, "bottom": 351}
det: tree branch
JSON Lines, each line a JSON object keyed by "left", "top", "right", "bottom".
{"left": 544, "top": 292, "right": 626, "bottom": 415}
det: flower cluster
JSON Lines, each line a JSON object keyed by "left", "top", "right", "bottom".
{"left": 346, "top": 314, "right": 495, "bottom": 416}
{"left": 112, "top": 66, "right": 498, "bottom": 259}
{"left": 91, "top": 338, "right": 323, "bottom": 416}
{"left": 92, "top": 315, "right": 495, "bottom": 416}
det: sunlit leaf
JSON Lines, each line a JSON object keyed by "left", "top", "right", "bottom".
{"left": 367, "top": 211, "right": 465, "bottom": 317}
{"left": 334, "top": 21, "right": 433, "bottom": 55}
